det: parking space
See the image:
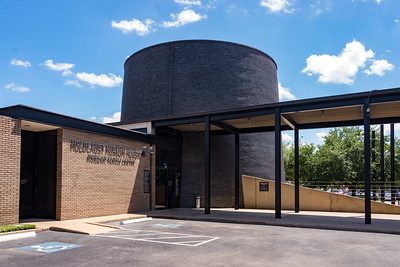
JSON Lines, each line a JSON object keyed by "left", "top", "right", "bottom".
{"left": 96, "top": 229, "right": 219, "bottom": 247}
{"left": 15, "top": 242, "right": 83, "bottom": 254}
{"left": 1, "top": 218, "right": 400, "bottom": 266}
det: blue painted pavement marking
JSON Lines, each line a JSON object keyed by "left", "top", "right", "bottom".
{"left": 15, "top": 242, "right": 83, "bottom": 254}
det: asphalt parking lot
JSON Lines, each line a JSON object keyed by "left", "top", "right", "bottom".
{"left": 1, "top": 218, "right": 400, "bottom": 266}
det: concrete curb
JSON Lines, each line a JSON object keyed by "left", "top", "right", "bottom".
{"left": 86, "top": 222, "right": 123, "bottom": 230}
{"left": 0, "top": 231, "right": 37, "bottom": 243}
{"left": 49, "top": 227, "right": 90, "bottom": 235}
{"left": 120, "top": 217, "right": 152, "bottom": 225}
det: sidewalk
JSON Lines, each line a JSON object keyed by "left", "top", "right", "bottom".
{"left": 4, "top": 209, "right": 400, "bottom": 239}
{"left": 138, "top": 208, "right": 400, "bottom": 235}
{"left": 19, "top": 213, "right": 147, "bottom": 235}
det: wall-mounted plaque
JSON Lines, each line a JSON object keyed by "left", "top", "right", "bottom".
{"left": 259, "top": 182, "right": 269, "bottom": 191}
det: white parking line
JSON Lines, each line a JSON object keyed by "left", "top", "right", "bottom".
{"left": 120, "top": 218, "right": 153, "bottom": 225}
{"left": 96, "top": 230, "right": 220, "bottom": 247}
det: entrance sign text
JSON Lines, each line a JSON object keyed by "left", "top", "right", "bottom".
{"left": 70, "top": 140, "right": 141, "bottom": 166}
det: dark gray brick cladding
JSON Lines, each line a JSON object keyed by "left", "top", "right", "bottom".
{"left": 180, "top": 131, "right": 280, "bottom": 208}
{"left": 121, "top": 40, "right": 278, "bottom": 120}
{"left": 121, "top": 40, "right": 282, "bottom": 208}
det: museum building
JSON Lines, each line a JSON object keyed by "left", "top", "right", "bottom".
{"left": 0, "top": 40, "right": 280, "bottom": 226}
{"left": 1, "top": 40, "right": 399, "bottom": 226}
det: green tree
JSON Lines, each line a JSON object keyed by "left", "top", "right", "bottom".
{"left": 371, "top": 127, "right": 400, "bottom": 196}
{"left": 283, "top": 126, "right": 400, "bottom": 197}
{"left": 283, "top": 142, "right": 317, "bottom": 186}
{"left": 314, "top": 127, "right": 364, "bottom": 195}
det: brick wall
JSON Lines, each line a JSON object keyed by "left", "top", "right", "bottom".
{"left": 0, "top": 116, "right": 21, "bottom": 226}
{"left": 122, "top": 40, "right": 278, "bottom": 121}
{"left": 57, "top": 128, "right": 154, "bottom": 220}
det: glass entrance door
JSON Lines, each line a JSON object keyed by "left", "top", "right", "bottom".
{"left": 155, "top": 167, "right": 181, "bottom": 209}
{"left": 155, "top": 168, "right": 167, "bottom": 209}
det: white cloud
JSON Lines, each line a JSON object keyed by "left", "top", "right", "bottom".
{"left": 302, "top": 40, "right": 374, "bottom": 85}
{"left": 62, "top": 69, "right": 73, "bottom": 76}
{"left": 395, "top": 19, "right": 399, "bottom": 23}
{"left": 316, "top": 131, "right": 327, "bottom": 141}
{"left": 10, "top": 59, "right": 31, "bottom": 67}
{"left": 282, "top": 133, "right": 293, "bottom": 142}
{"left": 310, "top": 0, "right": 331, "bottom": 15}
{"left": 89, "top": 116, "right": 97, "bottom": 121}
{"left": 376, "top": 0, "right": 382, "bottom": 3}
{"left": 383, "top": 124, "right": 400, "bottom": 134}
{"left": 64, "top": 79, "right": 82, "bottom": 88}
{"left": 5, "top": 83, "right": 15, "bottom": 89}
{"left": 260, "top": 0, "right": 293, "bottom": 13}
{"left": 278, "top": 83, "right": 296, "bottom": 101}
{"left": 227, "top": 4, "right": 248, "bottom": 14}
{"left": 111, "top": 18, "right": 155, "bottom": 35}
{"left": 101, "top": 112, "right": 121, "bottom": 123}
{"left": 161, "top": 8, "right": 207, "bottom": 28}
{"left": 76, "top": 72, "right": 122, "bottom": 88}
{"left": 5, "top": 82, "right": 30, "bottom": 93}
{"left": 175, "top": 0, "right": 201, "bottom": 5}
{"left": 43, "top": 59, "right": 75, "bottom": 76}
{"left": 364, "top": 59, "right": 394, "bottom": 76}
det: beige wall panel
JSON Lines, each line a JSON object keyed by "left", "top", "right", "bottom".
{"left": 242, "top": 175, "right": 400, "bottom": 214}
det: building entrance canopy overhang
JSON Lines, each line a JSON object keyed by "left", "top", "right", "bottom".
{"left": 141, "top": 87, "right": 400, "bottom": 225}
{"left": 149, "top": 87, "right": 400, "bottom": 133}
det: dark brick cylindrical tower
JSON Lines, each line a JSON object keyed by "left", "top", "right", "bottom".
{"left": 121, "top": 40, "right": 280, "bottom": 208}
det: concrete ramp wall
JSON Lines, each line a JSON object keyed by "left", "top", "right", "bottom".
{"left": 242, "top": 175, "right": 400, "bottom": 214}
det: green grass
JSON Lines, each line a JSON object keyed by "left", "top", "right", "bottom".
{"left": 0, "top": 224, "right": 36, "bottom": 233}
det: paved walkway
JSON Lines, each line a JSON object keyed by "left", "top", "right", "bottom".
{"left": 19, "top": 214, "right": 147, "bottom": 235}
{"left": 138, "top": 208, "right": 400, "bottom": 235}
{"left": 8, "top": 209, "right": 400, "bottom": 237}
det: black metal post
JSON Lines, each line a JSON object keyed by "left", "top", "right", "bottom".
{"left": 165, "top": 165, "right": 169, "bottom": 208}
{"left": 295, "top": 127, "right": 299, "bottom": 213}
{"left": 275, "top": 108, "right": 281, "bottom": 219}
{"left": 364, "top": 98, "right": 371, "bottom": 224}
{"left": 372, "top": 131, "right": 376, "bottom": 201}
{"left": 391, "top": 123, "right": 395, "bottom": 205}
{"left": 205, "top": 116, "right": 211, "bottom": 214}
{"left": 380, "top": 124, "right": 385, "bottom": 203}
{"left": 149, "top": 144, "right": 153, "bottom": 211}
{"left": 235, "top": 133, "right": 240, "bottom": 210}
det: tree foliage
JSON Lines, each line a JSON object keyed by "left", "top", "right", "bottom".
{"left": 283, "top": 126, "right": 400, "bottom": 194}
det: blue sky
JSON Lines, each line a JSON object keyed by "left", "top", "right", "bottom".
{"left": 1, "top": 0, "right": 399, "bottom": 144}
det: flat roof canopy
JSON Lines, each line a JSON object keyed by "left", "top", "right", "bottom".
{"left": 147, "top": 87, "right": 400, "bottom": 133}
{"left": 141, "top": 86, "right": 400, "bottom": 224}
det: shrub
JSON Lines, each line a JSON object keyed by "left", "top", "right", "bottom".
{"left": 0, "top": 224, "right": 36, "bottom": 233}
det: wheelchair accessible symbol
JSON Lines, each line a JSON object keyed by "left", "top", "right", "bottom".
{"left": 16, "top": 242, "right": 83, "bottom": 254}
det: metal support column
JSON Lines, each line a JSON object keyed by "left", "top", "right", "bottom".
{"left": 205, "top": 116, "right": 211, "bottom": 214}
{"left": 275, "top": 108, "right": 281, "bottom": 219}
{"left": 391, "top": 123, "right": 395, "bottom": 205}
{"left": 380, "top": 124, "right": 385, "bottom": 203}
{"left": 149, "top": 144, "right": 153, "bottom": 211}
{"left": 363, "top": 98, "right": 371, "bottom": 224}
{"left": 294, "top": 127, "right": 299, "bottom": 213}
{"left": 372, "top": 131, "right": 376, "bottom": 201}
{"left": 235, "top": 133, "right": 240, "bottom": 210}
